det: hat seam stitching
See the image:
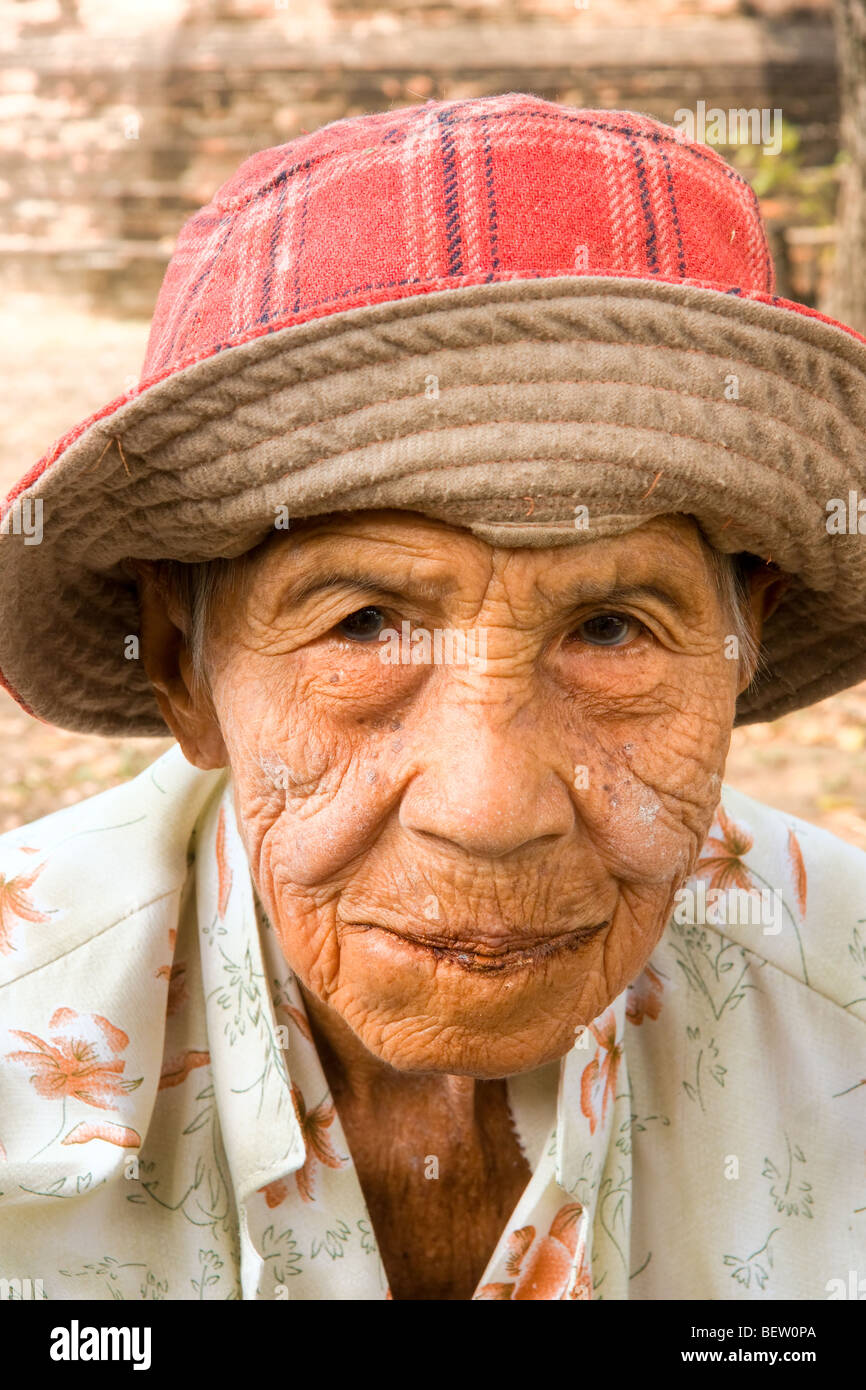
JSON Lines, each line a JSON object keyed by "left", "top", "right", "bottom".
{"left": 133, "top": 389, "right": 862, "bottom": 492}
{"left": 116, "top": 442, "right": 836, "bottom": 579}
{"left": 130, "top": 362, "right": 866, "bottom": 463}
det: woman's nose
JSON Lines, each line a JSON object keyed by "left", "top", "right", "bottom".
{"left": 398, "top": 705, "right": 576, "bottom": 859}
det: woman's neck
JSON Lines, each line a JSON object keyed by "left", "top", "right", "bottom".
{"left": 298, "top": 981, "right": 479, "bottom": 1123}
{"left": 297, "top": 982, "right": 532, "bottom": 1300}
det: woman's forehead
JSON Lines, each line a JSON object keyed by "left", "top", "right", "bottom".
{"left": 257, "top": 509, "right": 709, "bottom": 575}
{"left": 222, "top": 510, "right": 717, "bottom": 626}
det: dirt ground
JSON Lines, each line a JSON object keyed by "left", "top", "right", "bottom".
{"left": 1, "top": 290, "right": 865, "bottom": 849}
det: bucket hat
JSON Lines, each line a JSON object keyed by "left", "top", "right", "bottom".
{"left": 3, "top": 91, "right": 866, "bottom": 735}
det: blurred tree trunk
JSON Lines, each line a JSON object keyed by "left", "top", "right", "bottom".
{"left": 829, "top": 0, "right": 866, "bottom": 331}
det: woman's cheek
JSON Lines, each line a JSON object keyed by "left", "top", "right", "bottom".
{"left": 576, "top": 769, "right": 695, "bottom": 885}
{"left": 237, "top": 723, "right": 406, "bottom": 888}
{"left": 568, "top": 707, "right": 729, "bottom": 885}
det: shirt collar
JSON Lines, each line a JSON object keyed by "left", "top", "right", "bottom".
{"left": 194, "top": 778, "right": 305, "bottom": 1207}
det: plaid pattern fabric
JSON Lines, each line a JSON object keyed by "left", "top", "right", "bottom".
{"left": 142, "top": 93, "right": 778, "bottom": 384}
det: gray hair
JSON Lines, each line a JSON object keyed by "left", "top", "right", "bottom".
{"left": 146, "top": 553, "right": 244, "bottom": 692}
{"left": 149, "top": 538, "right": 766, "bottom": 695}
{"left": 705, "top": 547, "right": 765, "bottom": 688}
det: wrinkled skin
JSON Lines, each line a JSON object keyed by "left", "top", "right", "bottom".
{"left": 138, "top": 509, "right": 782, "bottom": 1299}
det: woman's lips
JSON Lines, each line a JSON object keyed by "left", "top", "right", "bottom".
{"left": 343, "top": 920, "right": 610, "bottom": 973}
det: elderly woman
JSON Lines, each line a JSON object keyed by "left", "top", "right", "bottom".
{"left": 0, "top": 93, "right": 864, "bottom": 1303}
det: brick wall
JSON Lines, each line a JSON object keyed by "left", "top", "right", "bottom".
{"left": 0, "top": 0, "right": 841, "bottom": 315}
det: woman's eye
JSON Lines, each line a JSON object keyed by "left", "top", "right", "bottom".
{"left": 336, "top": 606, "right": 389, "bottom": 643}
{"left": 573, "top": 613, "right": 640, "bottom": 647}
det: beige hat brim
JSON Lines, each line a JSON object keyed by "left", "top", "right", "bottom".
{"left": 3, "top": 275, "right": 866, "bottom": 735}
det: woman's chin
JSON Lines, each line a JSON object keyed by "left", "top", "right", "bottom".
{"left": 352, "top": 1021, "right": 577, "bottom": 1079}
{"left": 326, "top": 925, "right": 608, "bottom": 1076}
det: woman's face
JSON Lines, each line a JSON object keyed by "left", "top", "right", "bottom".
{"left": 149, "top": 510, "right": 753, "bottom": 1078}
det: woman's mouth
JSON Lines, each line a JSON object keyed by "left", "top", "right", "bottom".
{"left": 342, "top": 920, "right": 610, "bottom": 973}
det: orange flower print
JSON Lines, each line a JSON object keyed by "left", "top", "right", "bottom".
{"left": 5, "top": 1008, "right": 143, "bottom": 1158}
{"left": 62, "top": 1120, "right": 141, "bottom": 1149}
{"left": 155, "top": 928, "right": 188, "bottom": 1014}
{"left": 258, "top": 1085, "right": 346, "bottom": 1207}
{"left": 579, "top": 1009, "right": 623, "bottom": 1135}
{"left": 259, "top": 1175, "right": 291, "bottom": 1209}
{"left": 695, "top": 804, "right": 754, "bottom": 892}
{"left": 6, "top": 1008, "right": 141, "bottom": 1107}
{"left": 158, "top": 1050, "right": 210, "bottom": 1090}
{"left": 292, "top": 1085, "right": 347, "bottom": 1201}
{"left": 0, "top": 863, "right": 50, "bottom": 955}
{"left": 154, "top": 961, "right": 190, "bottom": 1016}
{"left": 786, "top": 829, "right": 808, "bottom": 918}
{"left": 166, "top": 962, "right": 189, "bottom": 1015}
{"left": 216, "top": 806, "right": 233, "bottom": 918}
{"left": 566, "top": 1257, "right": 594, "bottom": 1300}
{"left": 476, "top": 1203, "right": 591, "bottom": 1300}
{"left": 277, "top": 1001, "right": 313, "bottom": 1044}
{"left": 626, "top": 963, "right": 665, "bottom": 1026}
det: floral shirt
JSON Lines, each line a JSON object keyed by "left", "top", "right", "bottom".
{"left": 0, "top": 745, "right": 864, "bottom": 1301}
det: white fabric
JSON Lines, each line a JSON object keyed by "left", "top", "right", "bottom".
{"left": 0, "top": 745, "right": 863, "bottom": 1300}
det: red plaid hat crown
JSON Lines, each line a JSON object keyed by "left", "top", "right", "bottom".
{"left": 142, "top": 92, "right": 787, "bottom": 389}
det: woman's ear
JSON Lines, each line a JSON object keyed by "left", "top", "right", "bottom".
{"left": 734, "top": 560, "right": 791, "bottom": 699}
{"left": 746, "top": 561, "right": 791, "bottom": 640}
{"left": 133, "top": 561, "right": 228, "bottom": 770}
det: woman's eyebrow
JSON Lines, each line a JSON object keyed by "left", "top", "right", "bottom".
{"left": 555, "top": 580, "right": 689, "bottom": 618}
{"left": 283, "top": 566, "right": 452, "bottom": 607}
